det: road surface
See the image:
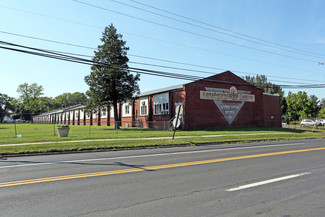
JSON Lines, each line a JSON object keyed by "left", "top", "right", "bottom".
{"left": 1, "top": 139, "right": 325, "bottom": 216}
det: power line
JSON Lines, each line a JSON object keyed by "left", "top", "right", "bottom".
{"left": 0, "top": 31, "right": 95, "bottom": 50}
{"left": 1, "top": 40, "right": 324, "bottom": 88}
{"left": 128, "top": 0, "right": 325, "bottom": 58}
{"left": 1, "top": 30, "right": 320, "bottom": 84}
{"left": 111, "top": 0, "right": 325, "bottom": 60}
{"left": 73, "top": 0, "right": 318, "bottom": 63}
{"left": 0, "top": 41, "right": 275, "bottom": 86}
{"left": 2, "top": 3, "right": 323, "bottom": 62}
{"left": 0, "top": 4, "right": 317, "bottom": 75}
{"left": 38, "top": 47, "right": 322, "bottom": 84}
{"left": 0, "top": 4, "right": 321, "bottom": 78}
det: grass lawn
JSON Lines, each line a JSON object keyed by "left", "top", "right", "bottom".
{"left": 0, "top": 124, "right": 324, "bottom": 155}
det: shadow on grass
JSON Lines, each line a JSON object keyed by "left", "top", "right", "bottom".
{"left": 98, "top": 127, "right": 163, "bottom": 132}
{"left": 83, "top": 126, "right": 309, "bottom": 134}
{"left": 0, "top": 128, "right": 8, "bottom": 130}
{"left": 183, "top": 127, "right": 308, "bottom": 134}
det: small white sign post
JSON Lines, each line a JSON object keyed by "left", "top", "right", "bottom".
{"left": 172, "top": 104, "right": 183, "bottom": 140}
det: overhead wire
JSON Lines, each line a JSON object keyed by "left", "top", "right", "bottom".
{"left": 72, "top": 0, "right": 318, "bottom": 63}
{"left": 128, "top": 0, "right": 325, "bottom": 58}
{"left": 1, "top": 30, "right": 320, "bottom": 84}
{"left": 1, "top": 4, "right": 323, "bottom": 64}
{"left": 40, "top": 48, "right": 322, "bottom": 84}
{"left": 0, "top": 7, "right": 317, "bottom": 74}
{"left": 1, "top": 40, "right": 324, "bottom": 88}
{"left": 111, "top": 0, "right": 325, "bottom": 59}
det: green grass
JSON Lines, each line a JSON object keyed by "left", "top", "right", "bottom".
{"left": 0, "top": 124, "right": 324, "bottom": 155}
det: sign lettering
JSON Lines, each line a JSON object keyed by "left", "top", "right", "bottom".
{"left": 200, "top": 91, "right": 255, "bottom": 102}
{"left": 202, "top": 87, "right": 255, "bottom": 124}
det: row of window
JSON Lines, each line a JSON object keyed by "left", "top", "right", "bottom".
{"left": 153, "top": 103, "right": 169, "bottom": 115}
{"left": 53, "top": 93, "right": 171, "bottom": 120}
{"left": 53, "top": 102, "right": 170, "bottom": 120}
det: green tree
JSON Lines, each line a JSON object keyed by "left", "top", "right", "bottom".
{"left": 0, "top": 93, "right": 14, "bottom": 122}
{"left": 54, "top": 92, "right": 87, "bottom": 108}
{"left": 308, "top": 95, "right": 320, "bottom": 117}
{"left": 244, "top": 75, "right": 286, "bottom": 115}
{"left": 16, "top": 83, "right": 44, "bottom": 121}
{"left": 318, "top": 107, "right": 325, "bottom": 119}
{"left": 245, "top": 75, "right": 283, "bottom": 95}
{"left": 37, "top": 97, "right": 56, "bottom": 113}
{"left": 85, "top": 24, "right": 140, "bottom": 129}
{"left": 319, "top": 98, "right": 325, "bottom": 108}
{"left": 285, "top": 91, "right": 318, "bottom": 122}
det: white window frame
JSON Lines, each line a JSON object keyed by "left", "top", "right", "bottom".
{"left": 101, "top": 106, "right": 107, "bottom": 118}
{"left": 153, "top": 92, "right": 169, "bottom": 115}
{"left": 122, "top": 102, "right": 132, "bottom": 117}
{"left": 86, "top": 111, "right": 91, "bottom": 120}
{"left": 93, "top": 111, "right": 98, "bottom": 119}
{"left": 80, "top": 109, "right": 84, "bottom": 120}
{"left": 139, "top": 97, "right": 148, "bottom": 116}
{"left": 110, "top": 106, "right": 114, "bottom": 118}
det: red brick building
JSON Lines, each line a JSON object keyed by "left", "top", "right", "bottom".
{"left": 34, "top": 71, "right": 282, "bottom": 129}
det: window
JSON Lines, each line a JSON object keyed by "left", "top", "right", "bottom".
{"left": 75, "top": 111, "right": 78, "bottom": 119}
{"left": 141, "top": 101, "right": 147, "bottom": 115}
{"left": 163, "top": 103, "right": 169, "bottom": 111}
{"left": 122, "top": 102, "right": 131, "bottom": 117}
{"left": 80, "top": 109, "right": 84, "bottom": 120}
{"left": 139, "top": 98, "right": 148, "bottom": 116}
{"left": 110, "top": 106, "right": 115, "bottom": 118}
{"left": 125, "top": 105, "right": 130, "bottom": 114}
{"left": 154, "top": 103, "right": 169, "bottom": 115}
{"left": 153, "top": 93, "right": 169, "bottom": 115}
{"left": 102, "top": 107, "right": 107, "bottom": 117}
{"left": 154, "top": 104, "right": 161, "bottom": 115}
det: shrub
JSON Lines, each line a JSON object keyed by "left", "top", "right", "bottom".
{"left": 57, "top": 124, "right": 70, "bottom": 128}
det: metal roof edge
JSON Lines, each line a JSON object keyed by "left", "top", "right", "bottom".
{"left": 263, "top": 93, "right": 279, "bottom": 97}
{"left": 137, "top": 84, "right": 184, "bottom": 97}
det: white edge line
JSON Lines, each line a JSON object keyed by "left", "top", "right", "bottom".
{"left": 226, "top": 172, "right": 311, "bottom": 192}
{"left": 0, "top": 142, "right": 305, "bottom": 169}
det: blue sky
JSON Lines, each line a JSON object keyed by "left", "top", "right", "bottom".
{"left": 1, "top": 0, "right": 325, "bottom": 99}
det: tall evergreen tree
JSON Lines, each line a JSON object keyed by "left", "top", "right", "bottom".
{"left": 85, "top": 24, "right": 140, "bottom": 128}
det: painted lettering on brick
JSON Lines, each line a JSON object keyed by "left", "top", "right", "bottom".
{"left": 202, "top": 87, "right": 255, "bottom": 124}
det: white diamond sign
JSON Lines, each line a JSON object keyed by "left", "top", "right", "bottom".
{"left": 203, "top": 87, "right": 254, "bottom": 124}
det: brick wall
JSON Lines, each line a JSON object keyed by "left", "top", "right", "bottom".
{"left": 263, "top": 94, "right": 282, "bottom": 127}
{"left": 183, "top": 72, "right": 265, "bottom": 129}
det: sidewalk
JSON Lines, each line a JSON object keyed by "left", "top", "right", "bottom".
{"left": 0, "top": 132, "right": 287, "bottom": 147}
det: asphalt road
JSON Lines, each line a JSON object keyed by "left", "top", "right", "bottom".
{"left": 1, "top": 139, "right": 325, "bottom": 217}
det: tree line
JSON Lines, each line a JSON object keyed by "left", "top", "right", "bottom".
{"left": 245, "top": 75, "right": 325, "bottom": 123}
{"left": 0, "top": 83, "right": 87, "bottom": 122}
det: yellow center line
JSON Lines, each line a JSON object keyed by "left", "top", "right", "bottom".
{"left": 1, "top": 146, "right": 325, "bottom": 188}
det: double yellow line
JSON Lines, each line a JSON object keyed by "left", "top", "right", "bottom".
{"left": 1, "top": 146, "right": 325, "bottom": 188}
